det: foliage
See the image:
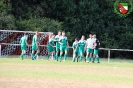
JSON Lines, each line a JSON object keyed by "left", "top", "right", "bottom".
{"left": 0, "top": 0, "right": 16, "bottom": 30}
{"left": 1, "top": 0, "right": 133, "bottom": 58}
{"left": 16, "top": 18, "right": 63, "bottom": 33}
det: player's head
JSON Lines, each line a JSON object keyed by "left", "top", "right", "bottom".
{"left": 58, "top": 30, "right": 62, "bottom": 35}
{"left": 62, "top": 31, "right": 65, "bottom": 36}
{"left": 24, "top": 33, "right": 28, "bottom": 36}
{"left": 93, "top": 34, "right": 96, "bottom": 39}
{"left": 89, "top": 34, "right": 93, "bottom": 38}
{"left": 81, "top": 35, "right": 85, "bottom": 40}
{"left": 35, "top": 31, "right": 39, "bottom": 36}
{"left": 51, "top": 34, "right": 55, "bottom": 38}
{"left": 75, "top": 38, "right": 79, "bottom": 41}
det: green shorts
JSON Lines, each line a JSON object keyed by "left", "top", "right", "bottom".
{"left": 79, "top": 49, "right": 84, "bottom": 55}
{"left": 94, "top": 49, "right": 98, "bottom": 54}
{"left": 56, "top": 46, "right": 60, "bottom": 51}
{"left": 48, "top": 46, "right": 54, "bottom": 52}
{"left": 21, "top": 45, "right": 26, "bottom": 50}
{"left": 73, "top": 50, "right": 79, "bottom": 55}
{"left": 32, "top": 45, "right": 38, "bottom": 51}
{"left": 60, "top": 46, "right": 68, "bottom": 52}
{"left": 87, "top": 48, "right": 93, "bottom": 53}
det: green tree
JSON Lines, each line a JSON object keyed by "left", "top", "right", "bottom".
{"left": 0, "top": 0, "right": 16, "bottom": 30}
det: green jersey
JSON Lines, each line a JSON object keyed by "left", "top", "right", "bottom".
{"left": 48, "top": 38, "right": 55, "bottom": 46}
{"left": 59, "top": 36, "right": 68, "bottom": 46}
{"left": 78, "top": 40, "right": 86, "bottom": 50}
{"left": 55, "top": 35, "right": 61, "bottom": 47}
{"left": 48, "top": 38, "right": 55, "bottom": 52}
{"left": 20, "top": 36, "right": 27, "bottom": 46}
{"left": 32, "top": 35, "right": 38, "bottom": 46}
{"left": 72, "top": 41, "right": 79, "bottom": 51}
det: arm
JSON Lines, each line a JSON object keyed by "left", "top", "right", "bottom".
{"left": 36, "top": 41, "right": 39, "bottom": 48}
{"left": 67, "top": 41, "right": 69, "bottom": 46}
{"left": 20, "top": 38, "right": 22, "bottom": 44}
{"left": 49, "top": 42, "right": 54, "bottom": 47}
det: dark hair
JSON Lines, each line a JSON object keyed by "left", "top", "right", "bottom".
{"left": 58, "top": 30, "right": 62, "bottom": 32}
{"left": 24, "top": 33, "right": 28, "bottom": 35}
{"left": 62, "top": 31, "right": 65, "bottom": 33}
{"left": 75, "top": 38, "right": 79, "bottom": 41}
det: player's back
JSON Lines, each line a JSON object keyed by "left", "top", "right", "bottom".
{"left": 32, "top": 35, "right": 38, "bottom": 45}
{"left": 48, "top": 38, "right": 55, "bottom": 46}
{"left": 73, "top": 41, "right": 79, "bottom": 51}
{"left": 20, "top": 36, "right": 27, "bottom": 46}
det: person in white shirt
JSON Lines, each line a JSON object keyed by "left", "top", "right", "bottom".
{"left": 86, "top": 34, "right": 95, "bottom": 62}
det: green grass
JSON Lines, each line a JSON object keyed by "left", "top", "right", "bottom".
{"left": 0, "top": 57, "right": 133, "bottom": 88}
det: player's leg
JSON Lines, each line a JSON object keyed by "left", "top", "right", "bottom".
{"left": 56, "top": 47, "right": 59, "bottom": 61}
{"left": 64, "top": 47, "right": 68, "bottom": 61}
{"left": 59, "top": 46, "right": 63, "bottom": 62}
{"left": 20, "top": 46, "right": 26, "bottom": 60}
{"left": 76, "top": 54, "right": 80, "bottom": 62}
{"left": 49, "top": 48, "right": 54, "bottom": 60}
{"left": 22, "top": 50, "right": 26, "bottom": 60}
{"left": 52, "top": 47, "right": 56, "bottom": 60}
{"left": 92, "top": 54, "right": 96, "bottom": 63}
{"left": 31, "top": 50, "right": 35, "bottom": 60}
{"left": 20, "top": 45, "right": 23, "bottom": 59}
{"left": 73, "top": 50, "right": 76, "bottom": 62}
{"left": 86, "top": 48, "right": 89, "bottom": 62}
{"left": 79, "top": 50, "right": 84, "bottom": 62}
{"left": 76, "top": 51, "right": 80, "bottom": 62}
{"left": 35, "top": 49, "right": 39, "bottom": 60}
{"left": 47, "top": 46, "right": 52, "bottom": 60}
{"left": 47, "top": 52, "right": 51, "bottom": 60}
{"left": 95, "top": 49, "right": 100, "bottom": 63}
{"left": 88, "top": 48, "right": 93, "bottom": 62}
{"left": 53, "top": 51, "right": 56, "bottom": 60}
{"left": 20, "top": 50, "right": 23, "bottom": 60}
{"left": 72, "top": 54, "right": 76, "bottom": 62}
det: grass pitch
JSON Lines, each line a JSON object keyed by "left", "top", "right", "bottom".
{"left": 0, "top": 57, "right": 133, "bottom": 88}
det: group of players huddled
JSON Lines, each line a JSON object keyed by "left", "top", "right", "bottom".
{"left": 20, "top": 31, "right": 100, "bottom": 63}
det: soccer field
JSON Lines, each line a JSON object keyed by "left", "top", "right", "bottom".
{"left": 0, "top": 57, "right": 133, "bottom": 88}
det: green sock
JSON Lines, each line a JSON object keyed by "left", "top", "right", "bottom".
{"left": 89, "top": 57, "right": 91, "bottom": 62}
{"left": 92, "top": 57, "right": 95, "bottom": 62}
{"left": 64, "top": 54, "right": 67, "bottom": 61}
{"left": 31, "top": 53, "right": 34, "bottom": 60}
{"left": 60, "top": 54, "right": 62, "bottom": 62}
{"left": 53, "top": 54, "right": 56, "bottom": 60}
{"left": 34, "top": 52, "right": 39, "bottom": 60}
{"left": 86, "top": 56, "right": 88, "bottom": 62}
{"left": 47, "top": 54, "right": 50, "bottom": 60}
{"left": 73, "top": 58, "right": 75, "bottom": 62}
{"left": 20, "top": 53, "right": 23, "bottom": 60}
{"left": 80, "top": 56, "right": 82, "bottom": 62}
{"left": 97, "top": 57, "right": 100, "bottom": 63}
{"left": 22, "top": 53, "right": 25, "bottom": 60}
{"left": 76, "top": 58, "right": 79, "bottom": 62}
{"left": 56, "top": 54, "right": 58, "bottom": 61}
{"left": 72, "top": 58, "right": 76, "bottom": 62}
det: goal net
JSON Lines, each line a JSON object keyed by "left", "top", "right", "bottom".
{"left": 0, "top": 30, "right": 52, "bottom": 58}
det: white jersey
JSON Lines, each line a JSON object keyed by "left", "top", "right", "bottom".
{"left": 55, "top": 35, "right": 62, "bottom": 39}
{"left": 86, "top": 38, "right": 95, "bottom": 49}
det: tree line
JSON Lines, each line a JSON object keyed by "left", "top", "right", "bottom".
{"left": 0, "top": 0, "right": 133, "bottom": 59}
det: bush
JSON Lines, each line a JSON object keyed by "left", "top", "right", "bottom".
{"left": 16, "top": 18, "right": 63, "bottom": 33}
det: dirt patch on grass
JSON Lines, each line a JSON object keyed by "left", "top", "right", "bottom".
{"left": 0, "top": 77, "right": 133, "bottom": 88}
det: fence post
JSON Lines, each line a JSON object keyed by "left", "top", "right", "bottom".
{"left": 108, "top": 49, "right": 110, "bottom": 63}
